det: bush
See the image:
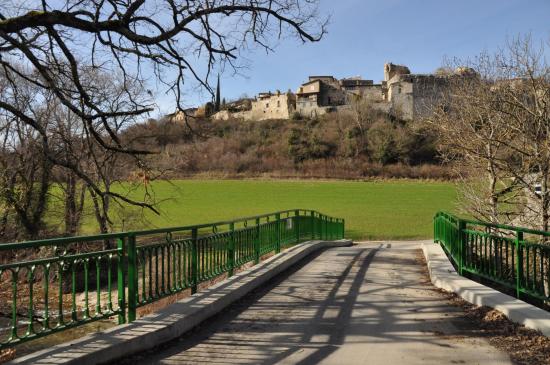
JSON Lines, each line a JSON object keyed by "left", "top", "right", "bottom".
{"left": 367, "top": 120, "right": 398, "bottom": 164}
{"left": 287, "top": 126, "right": 336, "bottom": 164}
{"left": 291, "top": 112, "right": 302, "bottom": 121}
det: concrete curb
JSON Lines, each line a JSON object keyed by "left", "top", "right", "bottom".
{"left": 11, "top": 239, "right": 352, "bottom": 365}
{"left": 422, "top": 242, "right": 550, "bottom": 337}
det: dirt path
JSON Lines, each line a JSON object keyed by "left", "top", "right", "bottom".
{"left": 119, "top": 242, "right": 512, "bottom": 365}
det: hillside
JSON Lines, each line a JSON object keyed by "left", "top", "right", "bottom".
{"left": 126, "top": 108, "right": 453, "bottom": 180}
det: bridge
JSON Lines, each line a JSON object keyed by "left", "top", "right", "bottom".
{"left": 1, "top": 210, "right": 549, "bottom": 364}
{"left": 115, "top": 242, "right": 509, "bottom": 365}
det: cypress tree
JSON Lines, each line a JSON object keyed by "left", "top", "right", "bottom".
{"left": 215, "top": 74, "right": 221, "bottom": 112}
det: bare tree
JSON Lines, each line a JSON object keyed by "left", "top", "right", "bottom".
{"left": 54, "top": 70, "right": 157, "bottom": 238}
{"left": 492, "top": 37, "right": 550, "bottom": 231}
{"left": 429, "top": 59, "right": 521, "bottom": 224}
{"left": 49, "top": 102, "right": 88, "bottom": 237}
{"left": 0, "top": 119, "right": 52, "bottom": 240}
{"left": 0, "top": 0, "right": 327, "bottom": 233}
{"left": 0, "top": 70, "right": 53, "bottom": 239}
{"left": 335, "top": 94, "right": 377, "bottom": 158}
{"left": 429, "top": 36, "right": 550, "bottom": 230}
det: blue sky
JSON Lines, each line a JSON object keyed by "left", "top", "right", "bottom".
{"left": 157, "top": 0, "right": 550, "bottom": 113}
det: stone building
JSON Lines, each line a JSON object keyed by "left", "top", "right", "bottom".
{"left": 184, "top": 63, "right": 475, "bottom": 123}
{"left": 295, "top": 75, "right": 381, "bottom": 117}
{"left": 382, "top": 62, "right": 474, "bottom": 120}
{"left": 167, "top": 107, "right": 198, "bottom": 122}
{"left": 341, "top": 77, "right": 383, "bottom": 101}
{"left": 250, "top": 91, "right": 296, "bottom": 120}
{"left": 212, "top": 91, "right": 295, "bottom": 121}
{"left": 295, "top": 76, "right": 343, "bottom": 117}
{"left": 293, "top": 64, "right": 472, "bottom": 121}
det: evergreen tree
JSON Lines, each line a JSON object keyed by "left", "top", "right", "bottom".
{"left": 215, "top": 74, "right": 221, "bottom": 112}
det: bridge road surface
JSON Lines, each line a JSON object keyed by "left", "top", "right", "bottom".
{"left": 124, "top": 242, "right": 512, "bottom": 365}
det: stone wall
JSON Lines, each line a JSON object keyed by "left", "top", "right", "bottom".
{"left": 386, "top": 74, "right": 452, "bottom": 120}
{"left": 358, "top": 85, "right": 383, "bottom": 102}
{"left": 411, "top": 75, "right": 451, "bottom": 119}
{"left": 250, "top": 92, "right": 296, "bottom": 120}
{"left": 387, "top": 77, "right": 414, "bottom": 120}
{"left": 213, "top": 92, "right": 295, "bottom": 121}
{"left": 296, "top": 100, "right": 331, "bottom": 118}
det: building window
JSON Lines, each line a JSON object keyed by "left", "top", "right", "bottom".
{"left": 277, "top": 100, "right": 280, "bottom": 107}
{"left": 266, "top": 103, "right": 269, "bottom": 108}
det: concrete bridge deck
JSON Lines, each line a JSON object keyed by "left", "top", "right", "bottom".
{"left": 121, "top": 242, "right": 511, "bottom": 365}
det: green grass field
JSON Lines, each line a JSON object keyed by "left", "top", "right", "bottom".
{"left": 77, "top": 179, "right": 456, "bottom": 240}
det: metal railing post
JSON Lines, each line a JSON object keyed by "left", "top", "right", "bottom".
{"left": 319, "top": 215, "right": 323, "bottom": 240}
{"left": 310, "top": 211, "right": 315, "bottom": 240}
{"left": 117, "top": 237, "right": 126, "bottom": 324}
{"left": 228, "top": 222, "right": 235, "bottom": 276}
{"left": 458, "top": 220, "right": 466, "bottom": 276}
{"left": 255, "top": 217, "right": 260, "bottom": 264}
{"left": 433, "top": 215, "right": 439, "bottom": 242}
{"left": 191, "top": 228, "right": 198, "bottom": 294}
{"left": 515, "top": 230, "right": 524, "bottom": 299}
{"left": 295, "top": 210, "right": 300, "bottom": 244}
{"left": 443, "top": 217, "right": 447, "bottom": 246}
{"left": 275, "top": 213, "right": 281, "bottom": 253}
{"left": 321, "top": 214, "right": 323, "bottom": 239}
{"left": 127, "top": 235, "right": 137, "bottom": 322}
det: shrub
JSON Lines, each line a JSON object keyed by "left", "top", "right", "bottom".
{"left": 291, "top": 112, "right": 302, "bottom": 121}
{"left": 367, "top": 120, "right": 398, "bottom": 164}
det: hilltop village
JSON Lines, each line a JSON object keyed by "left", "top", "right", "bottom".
{"left": 170, "top": 62, "right": 476, "bottom": 122}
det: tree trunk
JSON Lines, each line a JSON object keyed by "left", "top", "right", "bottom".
{"left": 64, "top": 173, "right": 86, "bottom": 236}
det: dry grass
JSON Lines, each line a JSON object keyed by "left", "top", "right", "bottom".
{"left": 448, "top": 297, "right": 550, "bottom": 365}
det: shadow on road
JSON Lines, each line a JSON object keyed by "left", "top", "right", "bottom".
{"left": 119, "top": 243, "right": 510, "bottom": 365}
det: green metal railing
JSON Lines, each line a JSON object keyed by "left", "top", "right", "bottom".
{"left": 0, "top": 209, "right": 344, "bottom": 349}
{"left": 434, "top": 211, "right": 550, "bottom": 305}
